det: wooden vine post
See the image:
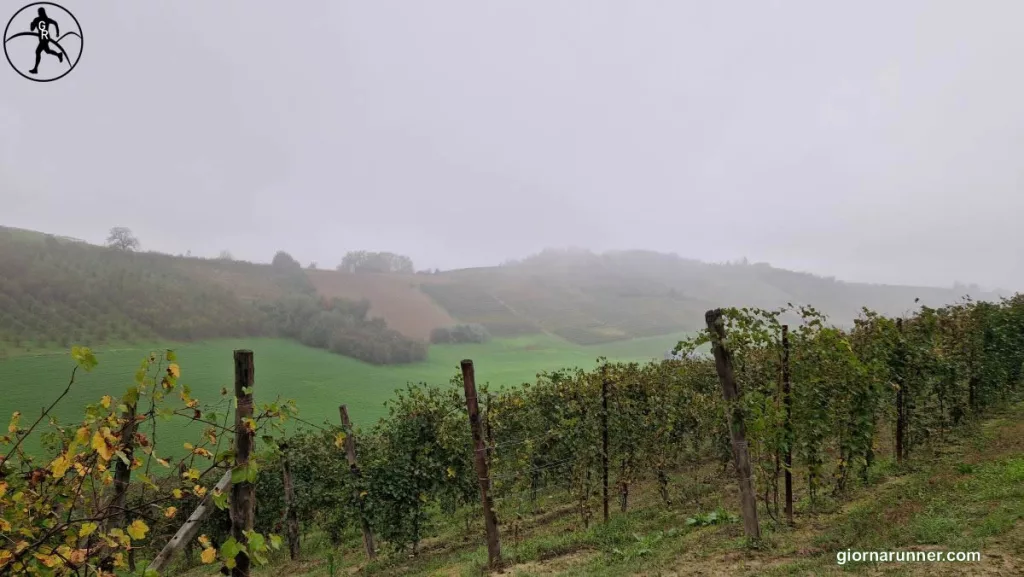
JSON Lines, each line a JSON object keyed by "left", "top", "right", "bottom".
{"left": 148, "top": 470, "right": 232, "bottom": 574}
{"left": 106, "top": 401, "right": 138, "bottom": 532}
{"left": 705, "top": 309, "right": 761, "bottom": 541}
{"left": 461, "top": 360, "right": 502, "bottom": 569}
{"left": 230, "top": 350, "right": 256, "bottom": 577}
{"left": 781, "top": 324, "right": 794, "bottom": 526}
{"left": 339, "top": 404, "right": 377, "bottom": 560}
{"left": 280, "top": 442, "right": 301, "bottom": 560}
{"left": 895, "top": 317, "right": 906, "bottom": 465}
{"left": 601, "top": 365, "right": 610, "bottom": 523}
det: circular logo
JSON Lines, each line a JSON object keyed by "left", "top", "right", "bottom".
{"left": 4, "top": 2, "right": 83, "bottom": 82}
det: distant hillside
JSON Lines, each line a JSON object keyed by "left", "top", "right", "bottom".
{"left": 413, "top": 249, "right": 1004, "bottom": 344}
{"left": 0, "top": 227, "right": 425, "bottom": 364}
{"left": 0, "top": 227, "right": 1006, "bottom": 354}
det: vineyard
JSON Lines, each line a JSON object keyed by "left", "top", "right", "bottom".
{"left": 2, "top": 294, "right": 1024, "bottom": 575}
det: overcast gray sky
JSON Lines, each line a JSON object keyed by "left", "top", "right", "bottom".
{"left": 2, "top": 1, "right": 1022, "bottom": 290}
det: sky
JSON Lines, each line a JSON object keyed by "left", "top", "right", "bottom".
{"left": 2, "top": 0, "right": 1022, "bottom": 291}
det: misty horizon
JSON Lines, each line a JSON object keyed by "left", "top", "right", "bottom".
{"left": 3, "top": 1, "right": 1023, "bottom": 292}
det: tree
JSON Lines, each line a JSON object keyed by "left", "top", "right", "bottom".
{"left": 272, "top": 251, "right": 301, "bottom": 269}
{"left": 337, "top": 251, "right": 414, "bottom": 274}
{"left": 106, "top": 227, "right": 139, "bottom": 251}
{"left": 218, "top": 250, "right": 234, "bottom": 261}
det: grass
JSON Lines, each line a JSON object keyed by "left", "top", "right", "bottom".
{"left": 171, "top": 401, "right": 1024, "bottom": 577}
{"left": 0, "top": 333, "right": 687, "bottom": 455}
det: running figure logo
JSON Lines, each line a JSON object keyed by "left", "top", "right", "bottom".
{"left": 4, "top": 2, "right": 83, "bottom": 82}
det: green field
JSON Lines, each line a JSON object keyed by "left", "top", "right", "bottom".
{"left": 0, "top": 333, "right": 687, "bottom": 456}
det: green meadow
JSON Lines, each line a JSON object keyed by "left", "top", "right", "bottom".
{"left": 0, "top": 333, "right": 687, "bottom": 456}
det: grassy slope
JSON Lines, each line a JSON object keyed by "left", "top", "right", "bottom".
{"left": 306, "top": 270, "right": 457, "bottom": 341}
{"left": 0, "top": 333, "right": 685, "bottom": 455}
{"left": 178, "top": 401, "right": 1024, "bottom": 577}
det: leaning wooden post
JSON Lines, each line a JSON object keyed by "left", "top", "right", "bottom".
{"left": 705, "top": 309, "right": 761, "bottom": 542}
{"left": 600, "top": 366, "right": 610, "bottom": 524}
{"left": 461, "top": 360, "right": 502, "bottom": 569}
{"left": 279, "top": 442, "right": 301, "bottom": 560}
{"left": 781, "top": 324, "right": 794, "bottom": 526}
{"left": 230, "top": 350, "right": 256, "bottom": 577}
{"left": 148, "top": 470, "right": 232, "bottom": 574}
{"left": 339, "top": 404, "right": 377, "bottom": 560}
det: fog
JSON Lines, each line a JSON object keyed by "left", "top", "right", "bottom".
{"left": 2, "top": 0, "right": 1022, "bottom": 291}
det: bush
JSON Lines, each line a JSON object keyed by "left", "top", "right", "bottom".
{"left": 429, "top": 323, "right": 491, "bottom": 344}
{"left": 262, "top": 295, "right": 427, "bottom": 364}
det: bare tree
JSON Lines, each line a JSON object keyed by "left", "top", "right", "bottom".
{"left": 106, "top": 227, "right": 140, "bottom": 251}
{"left": 218, "top": 250, "right": 234, "bottom": 260}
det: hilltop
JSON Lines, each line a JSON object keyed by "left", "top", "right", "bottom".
{"left": 0, "top": 225, "right": 1003, "bottom": 359}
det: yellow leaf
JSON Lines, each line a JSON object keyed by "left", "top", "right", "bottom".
{"left": 193, "top": 485, "right": 207, "bottom": 498}
{"left": 126, "top": 519, "right": 149, "bottom": 541}
{"left": 157, "top": 458, "right": 170, "bottom": 468}
{"left": 0, "top": 481, "right": 6, "bottom": 497}
{"left": 447, "top": 466, "right": 456, "bottom": 479}
{"left": 7, "top": 411, "right": 20, "bottom": 434}
{"left": 360, "top": 490, "right": 368, "bottom": 498}
{"left": 100, "top": 396, "right": 112, "bottom": 409}
{"left": 172, "top": 488, "right": 183, "bottom": 499}
{"left": 91, "top": 429, "right": 114, "bottom": 461}
{"left": 198, "top": 534, "right": 212, "bottom": 548}
{"left": 183, "top": 442, "right": 194, "bottom": 451}
{"left": 78, "top": 522, "right": 98, "bottom": 538}
{"left": 168, "top": 363, "right": 181, "bottom": 378}
{"left": 34, "top": 553, "right": 61, "bottom": 568}
{"left": 334, "top": 432, "right": 346, "bottom": 449}
{"left": 75, "top": 427, "right": 90, "bottom": 445}
{"left": 0, "top": 519, "right": 10, "bottom": 532}
{"left": 50, "top": 453, "right": 72, "bottom": 478}
{"left": 200, "top": 547, "right": 217, "bottom": 564}
{"left": 164, "top": 506, "right": 177, "bottom": 519}
{"left": 0, "top": 550, "right": 11, "bottom": 568}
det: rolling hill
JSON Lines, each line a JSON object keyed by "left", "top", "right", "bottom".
{"left": 0, "top": 226, "right": 1005, "bottom": 357}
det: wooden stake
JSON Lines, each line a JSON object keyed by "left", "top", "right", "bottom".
{"left": 339, "top": 404, "right": 377, "bottom": 560}
{"left": 895, "top": 318, "right": 906, "bottom": 465}
{"left": 230, "top": 350, "right": 256, "bottom": 577}
{"left": 148, "top": 470, "right": 232, "bottom": 574}
{"left": 601, "top": 366, "right": 610, "bottom": 523}
{"left": 280, "top": 442, "right": 301, "bottom": 560}
{"left": 782, "top": 324, "right": 794, "bottom": 526}
{"left": 461, "top": 360, "right": 502, "bottom": 569}
{"left": 705, "top": 309, "right": 761, "bottom": 542}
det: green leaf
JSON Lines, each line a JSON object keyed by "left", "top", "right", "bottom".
{"left": 71, "top": 346, "right": 98, "bottom": 371}
{"left": 244, "top": 530, "right": 266, "bottom": 553}
{"left": 212, "top": 490, "right": 229, "bottom": 510}
{"left": 220, "top": 537, "right": 247, "bottom": 569}
{"left": 231, "top": 465, "right": 247, "bottom": 484}
{"left": 165, "top": 350, "right": 177, "bottom": 362}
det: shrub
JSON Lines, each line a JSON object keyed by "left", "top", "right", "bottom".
{"left": 429, "top": 323, "right": 491, "bottom": 344}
